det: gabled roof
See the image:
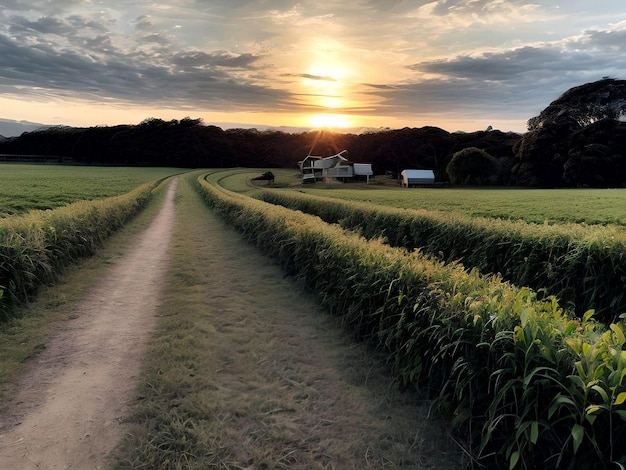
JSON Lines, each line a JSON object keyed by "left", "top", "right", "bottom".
{"left": 401, "top": 169, "right": 435, "bottom": 178}
{"left": 322, "top": 150, "right": 349, "bottom": 162}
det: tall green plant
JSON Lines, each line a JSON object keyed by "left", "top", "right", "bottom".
{"left": 196, "top": 171, "right": 626, "bottom": 469}
{"left": 257, "top": 189, "right": 626, "bottom": 322}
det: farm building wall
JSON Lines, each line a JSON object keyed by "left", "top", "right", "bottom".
{"left": 401, "top": 169, "right": 435, "bottom": 187}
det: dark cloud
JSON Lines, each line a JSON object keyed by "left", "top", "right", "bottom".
{"left": 134, "top": 15, "right": 153, "bottom": 31}
{"left": 585, "top": 28, "right": 626, "bottom": 52}
{"left": 3, "top": 0, "right": 91, "bottom": 15}
{"left": 427, "top": 0, "right": 534, "bottom": 15}
{"left": 372, "top": 35, "right": 624, "bottom": 125}
{"left": 0, "top": 31, "right": 289, "bottom": 111}
{"left": 413, "top": 46, "right": 601, "bottom": 81}
{"left": 8, "top": 16, "right": 72, "bottom": 36}
{"left": 282, "top": 73, "right": 338, "bottom": 82}
{"left": 137, "top": 33, "right": 170, "bottom": 46}
{"left": 172, "top": 51, "right": 259, "bottom": 69}
{"left": 8, "top": 14, "right": 110, "bottom": 47}
{"left": 365, "top": 77, "right": 547, "bottom": 126}
{"left": 0, "top": 6, "right": 292, "bottom": 113}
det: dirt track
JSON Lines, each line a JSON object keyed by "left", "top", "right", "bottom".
{"left": 0, "top": 179, "right": 178, "bottom": 469}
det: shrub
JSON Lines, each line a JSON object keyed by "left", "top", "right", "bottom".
{"left": 446, "top": 147, "right": 502, "bottom": 185}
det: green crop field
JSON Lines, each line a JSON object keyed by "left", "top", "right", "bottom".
{"left": 297, "top": 184, "right": 626, "bottom": 226}
{"left": 0, "top": 164, "right": 181, "bottom": 217}
{"left": 197, "top": 169, "right": 626, "bottom": 469}
{"left": 239, "top": 169, "right": 626, "bottom": 226}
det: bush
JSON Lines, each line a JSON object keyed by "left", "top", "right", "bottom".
{"left": 446, "top": 147, "right": 502, "bottom": 185}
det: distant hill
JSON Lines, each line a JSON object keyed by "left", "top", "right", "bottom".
{"left": 0, "top": 118, "right": 47, "bottom": 137}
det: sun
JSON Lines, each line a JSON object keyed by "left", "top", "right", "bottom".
{"left": 303, "top": 63, "right": 346, "bottom": 93}
{"left": 303, "top": 63, "right": 353, "bottom": 128}
{"left": 297, "top": 41, "right": 358, "bottom": 129}
{"left": 309, "top": 113, "right": 353, "bottom": 129}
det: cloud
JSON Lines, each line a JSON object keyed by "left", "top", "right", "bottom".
{"left": 283, "top": 73, "right": 338, "bottom": 82}
{"left": 370, "top": 22, "right": 626, "bottom": 126}
{"left": 413, "top": 46, "right": 600, "bottom": 81}
{"left": 1, "top": 1, "right": 625, "bottom": 132}
{"left": 0, "top": 26, "right": 289, "bottom": 111}
{"left": 134, "top": 15, "right": 153, "bottom": 31}
{"left": 578, "top": 23, "right": 626, "bottom": 53}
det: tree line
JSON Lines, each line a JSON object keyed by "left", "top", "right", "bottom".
{"left": 1, "top": 79, "right": 625, "bottom": 187}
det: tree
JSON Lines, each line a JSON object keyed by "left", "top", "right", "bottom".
{"left": 528, "top": 78, "right": 626, "bottom": 130}
{"left": 446, "top": 147, "right": 501, "bottom": 185}
{"left": 514, "top": 78, "right": 626, "bottom": 187}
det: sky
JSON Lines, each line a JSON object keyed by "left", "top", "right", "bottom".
{"left": 1, "top": 1, "right": 625, "bottom": 136}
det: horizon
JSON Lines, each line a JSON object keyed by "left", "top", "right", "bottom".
{"left": 0, "top": 116, "right": 524, "bottom": 139}
{"left": 1, "top": 2, "right": 625, "bottom": 135}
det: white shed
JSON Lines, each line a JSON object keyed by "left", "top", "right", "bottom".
{"left": 353, "top": 163, "right": 373, "bottom": 177}
{"left": 401, "top": 169, "right": 435, "bottom": 187}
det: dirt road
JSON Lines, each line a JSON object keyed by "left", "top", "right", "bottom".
{"left": 0, "top": 179, "right": 178, "bottom": 469}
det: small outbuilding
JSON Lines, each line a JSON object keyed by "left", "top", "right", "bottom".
{"left": 401, "top": 169, "right": 435, "bottom": 187}
{"left": 353, "top": 163, "right": 374, "bottom": 183}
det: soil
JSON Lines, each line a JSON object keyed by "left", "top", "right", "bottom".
{"left": 0, "top": 179, "right": 178, "bottom": 469}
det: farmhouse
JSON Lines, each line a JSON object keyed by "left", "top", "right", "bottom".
{"left": 401, "top": 169, "right": 435, "bottom": 187}
{"left": 299, "top": 150, "right": 373, "bottom": 183}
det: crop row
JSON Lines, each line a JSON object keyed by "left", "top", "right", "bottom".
{"left": 195, "top": 172, "right": 626, "bottom": 469}
{"left": 0, "top": 179, "right": 164, "bottom": 320}
{"left": 256, "top": 189, "right": 626, "bottom": 323}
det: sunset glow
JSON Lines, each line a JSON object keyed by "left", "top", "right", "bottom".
{"left": 308, "top": 113, "right": 353, "bottom": 129}
{"left": 0, "top": 2, "right": 625, "bottom": 136}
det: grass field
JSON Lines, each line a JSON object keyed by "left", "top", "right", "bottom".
{"left": 241, "top": 169, "right": 626, "bottom": 226}
{"left": 0, "top": 164, "right": 182, "bottom": 217}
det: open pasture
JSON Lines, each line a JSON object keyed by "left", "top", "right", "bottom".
{"left": 0, "top": 164, "right": 181, "bottom": 217}
{"left": 297, "top": 183, "right": 626, "bottom": 226}
{"left": 241, "top": 169, "right": 626, "bottom": 226}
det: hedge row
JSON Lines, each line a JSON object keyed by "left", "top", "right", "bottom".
{"left": 0, "top": 179, "right": 163, "bottom": 320}
{"left": 196, "top": 173, "right": 626, "bottom": 469}
{"left": 257, "top": 190, "right": 626, "bottom": 323}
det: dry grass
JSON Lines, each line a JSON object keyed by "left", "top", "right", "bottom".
{"left": 112, "top": 174, "right": 462, "bottom": 469}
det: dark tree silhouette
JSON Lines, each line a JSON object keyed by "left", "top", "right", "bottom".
{"left": 514, "top": 78, "right": 626, "bottom": 187}
{"left": 528, "top": 78, "right": 626, "bottom": 130}
{"left": 0, "top": 119, "right": 521, "bottom": 181}
{"left": 446, "top": 147, "right": 501, "bottom": 185}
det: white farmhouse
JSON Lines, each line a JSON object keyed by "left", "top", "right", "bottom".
{"left": 299, "top": 150, "right": 373, "bottom": 183}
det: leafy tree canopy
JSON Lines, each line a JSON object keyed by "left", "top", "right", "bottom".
{"left": 446, "top": 147, "right": 501, "bottom": 185}
{"left": 528, "top": 78, "right": 626, "bottom": 131}
{"left": 515, "top": 78, "right": 626, "bottom": 187}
